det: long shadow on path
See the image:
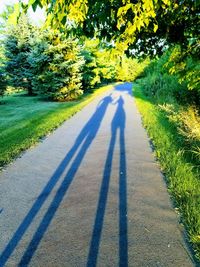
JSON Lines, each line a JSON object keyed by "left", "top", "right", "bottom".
{"left": 87, "top": 96, "right": 128, "bottom": 267}
{"left": 0, "top": 94, "right": 112, "bottom": 267}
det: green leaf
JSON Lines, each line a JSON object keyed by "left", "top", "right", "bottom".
{"left": 61, "top": 16, "right": 67, "bottom": 25}
{"left": 31, "top": 0, "right": 41, "bottom": 12}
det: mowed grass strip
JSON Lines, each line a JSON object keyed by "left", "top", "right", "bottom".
{"left": 133, "top": 83, "right": 200, "bottom": 260}
{"left": 0, "top": 84, "right": 115, "bottom": 168}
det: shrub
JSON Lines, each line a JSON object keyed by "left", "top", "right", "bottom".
{"left": 167, "top": 45, "right": 200, "bottom": 105}
{"left": 140, "top": 50, "right": 200, "bottom": 105}
{"left": 141, "top": 72, "right": 186, "bottom": 104}
{"left": 137, "top": 48, "right": 200, "bottom": 167}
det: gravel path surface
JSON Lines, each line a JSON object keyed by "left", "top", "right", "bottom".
{"left": 0, "top": 83, "right": 195, "bottom": 266}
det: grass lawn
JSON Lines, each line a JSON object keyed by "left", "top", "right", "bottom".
{"left": 0, "top": 84, "right": 115, "bottom": 168}
{"left": 133, "top": 83, "right": 200, "bottom": 261}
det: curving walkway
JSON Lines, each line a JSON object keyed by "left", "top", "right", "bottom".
{"left": 0, "top": 83, "right": 195, "bottom": 266}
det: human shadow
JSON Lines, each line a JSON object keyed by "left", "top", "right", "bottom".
{"left": 87, "top": 96, "right": 128, "bottom": 267}
{"left": 0, "top": 94, "right": 113, "bottom": 267}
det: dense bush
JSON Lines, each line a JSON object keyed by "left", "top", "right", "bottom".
{"left": 140, "top": 50, "right": 200, "bottom": 105}
{"left": 28, "top": 30, "right": 84, "bottom": 101}
{"left": 138, "top": 49, "right": 200, "bottom": 164}
{"left": 142, "top": 72, "right": 186, "bottom": 103}
{"left": 167, "top": 45, "right": 200, "bottom": 104}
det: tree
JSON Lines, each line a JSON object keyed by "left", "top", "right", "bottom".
{"left": 0, "top": 4, "right": 14, "bottom": 35}
{"left": 4, "top": 13, "right": 35, "bottom": 95}
{"left": 0, "top": 70, "right": 7, "bottom": 98}
{"left": 0, "top": 4, "right": 16, "bottom": 98}
{"left": 27, "top": 0, "right": 200, "bottom": 55}
{"left": 80, "top": 49, "right": 98, "bottom": 90}
{"left": 81, "top": 39, "right": 116, "bottom": 89}
{"left": 28, "top": 29, "right": 84, "bottom": 101}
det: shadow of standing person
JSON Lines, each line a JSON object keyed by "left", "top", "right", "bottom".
{"left": 0, "top": 94, "right": 113, "bottom": 267}
{"left": 87, "top": 96, "right": 128, "bottom": 267}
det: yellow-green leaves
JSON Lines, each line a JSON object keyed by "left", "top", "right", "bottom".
{"left": 117, "top": 3, "right": 134, "bottom": 29}
{"left": 27, "top": 0, "right": 89, "bottom": 29}
{"left": 162, "top": 0, "right": 171, "bottom": 6}
{"left": 7, "top": 3, "right": 20, "bottom": 25}
{"left": 29, "top": 0, "right": 43, "bottom": 11}
{"left": 117, "top": 0, "right": 160, "bottom": 44}
{"left": 167, "top": 45, "right": 200, "bottom": 92}
{"left": 68, "top": 1, "right": 88, "bottom": 24}
{"left": 154, "top": 24, "right": 158, "bottom": 33}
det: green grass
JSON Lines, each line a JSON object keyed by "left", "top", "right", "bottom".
{"left": 133, "top": 83, "right": 200, "bottom": 261}
{"left": 0, "top": 84, "right": 115, "bottom": 168}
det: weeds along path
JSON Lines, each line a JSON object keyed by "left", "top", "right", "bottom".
{"left": 0, "top": 83, "right": 195, "bottom": 267}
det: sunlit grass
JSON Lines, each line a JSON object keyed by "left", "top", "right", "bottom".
{"left": 0, "top": 84, "right": 115, "bottom": 168}
{"left": 133, "top": 83, "right": 200, "bottom": 261}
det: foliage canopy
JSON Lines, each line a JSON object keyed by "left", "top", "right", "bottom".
{"left": 27, "top": 0, "right": 200, "bottom": 55}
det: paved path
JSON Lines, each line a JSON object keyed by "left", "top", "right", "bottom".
{"left": 0, "top": 83, "right": 195, "bottom": 267}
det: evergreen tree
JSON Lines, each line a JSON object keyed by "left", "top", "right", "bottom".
{"left": 80, "top": 49, "right": 97, "bottom": 91}
{"left": 4, "top": 13, "right": 34, "bottom": 95}
{"left": 0, "top": 69, "right": 7, "bottom": 98}
{"left": 29, "top": 30, "right": 84, "bottom": 101}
